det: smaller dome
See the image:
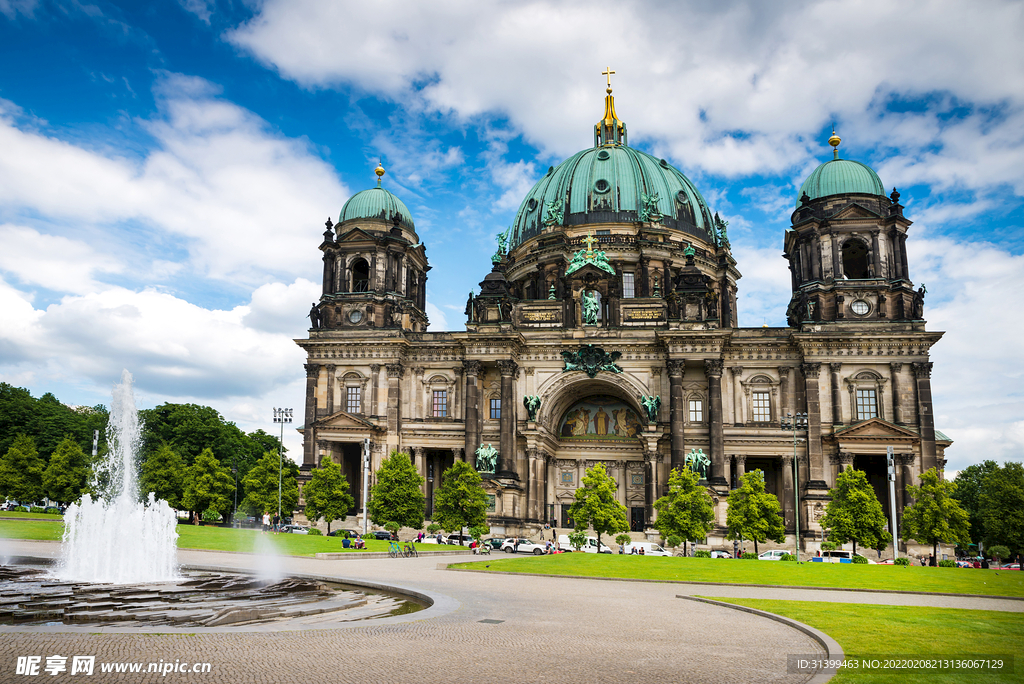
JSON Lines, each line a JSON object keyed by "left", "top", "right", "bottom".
{"left": 338, "top": 186, "right": 415, "bottom": 230}
{"left": 797, "top": 158, "right": 885, "bottom": 207}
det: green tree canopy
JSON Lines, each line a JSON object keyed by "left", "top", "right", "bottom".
{"left": 182, "top": 448, "right": 235, "bottom": 518}
{"left": 432, "top": 460, "right": 488, "bottom": 543}
{"left": 952, "top": 459, "right": 999, "bottom": 546}
{"left": 901, "top": 467, "right": 971, "bottom": 560}
{"left": 0, "top": 434, "right": 45, "bottom": 504}
{"left": 240, "top": 452, "right": 299, "bottom": 517}
{"left": 0, "top": 383, "right": 109, "bottom": 461}
{"left": 979, "top": 462, "right": 1024, "bottom": 554}
{"left": 140, "top": 443, "right": 186, "bottom": 509}
{"left": 302, "top": 459, "right": 355, "bottom": 534}
{"left": 42, "top": 437, "right": 91, "bottom": 506}
{"left": 567, "top": 462, "right": 629, "bottom": 551}
{"left": 654, "top": 468, "right": 715, "bottom": 552}
{"left": 368, "top": 450, "right": 426, "bottom": 529}
{"left": 821, "top": 467, "right": 892, "bottom": 556}
{"left": 725, "top": 470, "right": 785, "bottom": 554}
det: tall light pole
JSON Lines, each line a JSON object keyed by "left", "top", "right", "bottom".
{"left": 781, "top": 412, "right": 808, "bottom": 562}
{"left": 273, "top": 408, "right": 293, "bottom": 521}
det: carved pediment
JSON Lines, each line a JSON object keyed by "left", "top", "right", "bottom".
{"left": 314, "top": 409, "right": 380, "bottom": 432}
{"left": 832, "top": 202, "right": 881, "bottom": 220}
{"left": 335, "top": 227, "right": 379, "bottom": 244}
{"left": 831, "top": 417, "right": 918, "bottom": 443}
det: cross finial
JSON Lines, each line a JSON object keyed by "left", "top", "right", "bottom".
{"left": 583, "top": 231, "right": 598, "bottom": 255}
{"left": 602, "top": 66, "right": 615, "bottom": 93}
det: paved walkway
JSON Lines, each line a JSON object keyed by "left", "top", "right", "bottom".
{"left": 2, "top": 539, "right": 1016, "bottom": 683}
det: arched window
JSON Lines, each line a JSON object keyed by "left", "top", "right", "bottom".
{"left": 351, "top": 258, "right": 370, "bottom": 292}
{"left": 841, "top": 239, "right": 869, "bottom": 279}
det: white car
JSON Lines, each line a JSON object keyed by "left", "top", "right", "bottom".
{"left": 622, "top": 542, "right": 671, "bottom": 556}
{"left": 709, "top": 550, "right": 733, "bottom": 559}
{"left": 500, "top": 539, "right": 548, "bottom": 555}
{"left": 557, "top": 535, "right": 613, "bottom": 554}
{"left": 758, "top": 549, "right": 789, "bottom": 561}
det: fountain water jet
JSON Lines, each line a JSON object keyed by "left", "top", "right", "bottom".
{"left": 56, "top": 370, "right": 178, "bottom": 583}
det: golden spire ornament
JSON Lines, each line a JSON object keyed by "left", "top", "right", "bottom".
{"left": 828, "top": 126, "right": 841, "bottom": 160}
{"left": 375, "top": 159, "right": 386, "bottom": 186}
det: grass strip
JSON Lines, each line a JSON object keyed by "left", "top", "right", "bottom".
{"left": 703, "top": 598, "right": 1023, "bottom": 684}
{"left": 447, "top": 553, "right": 1024, "bottom": 597}
{"left": 0, "top": 511, "right": 63, "bottom": 519}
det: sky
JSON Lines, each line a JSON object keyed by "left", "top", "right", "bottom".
{"left": 0, "top": 0, "right": 1022, "bottom": 471}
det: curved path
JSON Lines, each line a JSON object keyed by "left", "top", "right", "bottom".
{"left": 2, "top": 540, "right": 828, "bottom": 683}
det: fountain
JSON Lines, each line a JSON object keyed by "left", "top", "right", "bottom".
{"left": 56, "top": 369, "right": 179, "bottom": 583}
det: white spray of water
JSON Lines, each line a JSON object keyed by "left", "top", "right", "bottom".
{"left": 253, "top": 533, "right": 284, "bottom": 582}
{"left": 56, "top": 370, "right": 178, "bottom": 583}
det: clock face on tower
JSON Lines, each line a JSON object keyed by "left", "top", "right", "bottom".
{"left": 851, "top": 300, "right": 870, "bottom": 316}
{"left": 348, "top": 310, "right": 363, "bottom": 324}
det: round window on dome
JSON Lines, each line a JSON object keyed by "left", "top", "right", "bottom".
{"left": 349, "top": 310, "right": 363, "bottom": 324}
{"left": 660, "top": 159, "right": 670, "bottom": 168}
{"left": 594, "top": 179, "right": 610, "bottom": 194}
{"left": 527, "top": 198, "right": 538, "bottom": 211}
{"left": 851, "top": 300, "right": 870, "bottom": 316}
{"left": 676, "top": 190, "right": 690, "bottom": 204}
{"left": 597, "top": 150, "right": 610, "bottom": 161}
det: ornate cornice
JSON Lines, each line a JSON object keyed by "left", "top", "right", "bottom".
{"left": 498, "top": 359, "right": 519, "bottom": 376}
{"left": 386, "top": 363, "right": 405, "bottom": 378}
{"left": 666, "top": 360, "right": 685, "bottom": 376}
{"left": 912, "top": 361, "right": 933, "bottom": 379}
{"left": 800, "top": 362, "right": 821, "bottom": 378}
{"left": 304, "top": 363, "right": 321, "bottom": 378}
{"left": 704, "top": 358, "right": 724, "bottom": 377}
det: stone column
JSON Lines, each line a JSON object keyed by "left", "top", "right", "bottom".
{"left": 890, "top": 363, "right": 904, "bottom": 424}
{"left": 731, "top": 366, "right": 744, "bottom": 426}
{"left": 413, "top": 446, "right": 426, "bottom": 494}
{"left": 452, "top": 366, "right": 463, "bottom": 421}
{"left": 890, "top": 228, "right": 903, "bottom": 279}
{"left": 899, "top": 233, "right": 910, "bottom": 280}
{"left": 734, "top": 455, "right": 746, "bottom": 485}
{"left": 464, "top": 361, "right": 482, "bottom": 464}
{"left": 615, "top": 460, "right": 627, "bottom": 509}
{"left": 781, "top": 455, "right": 795, "bottom": 531}
{"left": 871, "top": 230, "right": 881, "bottom": 276}
{"left": 385, "top": 363, "right": 404, "bottom": 450}
{"left": 912, "top": 362, "right": 937, "bottom": 471}
{"left": 325, "top": 364, "right": 336, "bottom": 415}
{"left": 810, "top": 230, "right": 822, "bottom": 281}
{"left": 370, "top": 364, "right": 381, "bottom": 417}
{"left": 644, "top": 452, "right": 656, "bottom": 524}
{"left": 322, "top": 253, "right": 334, "bottom": 294}
{"left": 336, "top": 256, "right": 348, "bottom": 293}
{"left": 800, "top": 362, "right": 826, "bottom": 486}
{"left": 704, "top": 359, "right": 727, "bottom": 486}
{"left": 412, "top": 366, "right": 424, "bottom": 419}
{"left": 497, "top": 360, "right": 519, "bottom": 477}
{"left": 527, "top": 448, "right": 538, "bottom": 520}
{"left": 546, "top": 455, "right": 556, "bottom": 525}
{"left": 667, "top": 360, "right": 685, "bottom": 470}
{"left": 452, "top": 446, "right": 463, "bottom": 464}
{"left": 830, "top": 232, "right": 842, "bottom": 279}
{"left": 830, "top": 363, "right": 843, "bottom": 425}
{"left": 778, "top": 367, "right": 790, "bottom": 422}
{"left": 302, "top": 363, "right": 320, "bottom": 467}
{"left": 577, "top": 459, "right": 587, "bottom": 496}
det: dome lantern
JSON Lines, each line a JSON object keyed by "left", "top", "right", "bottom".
{"left": 594, "top": 67, "right": 627, "bottom": 147}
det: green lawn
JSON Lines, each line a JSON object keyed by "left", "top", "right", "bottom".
{"left": 706, "top": 598, "right": 1023, "bottom": 684}
{"left": 448, "top": 553, "right": 1024, "bottom": 597}
{"left": 0, "top": 511, "right": 63, "bottom": 519}
{"left": 0, "top": 518, "right": 450, "bottom": 557}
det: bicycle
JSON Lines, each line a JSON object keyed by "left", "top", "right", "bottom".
{"left": 388, "top": 541, "right": 403, "bottom": 558}
{"left": 404, "top": 542, "right": 418, "bottom": 558}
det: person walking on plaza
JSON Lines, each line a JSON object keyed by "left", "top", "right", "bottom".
{"left": 262, "top": 512, "right": 270, "bottom": 532}
{"left": 272, "top": 513, "right": 280, "bottom": 533}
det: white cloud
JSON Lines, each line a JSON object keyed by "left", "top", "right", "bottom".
{"left": 425, "top": 300, "right": 449, "bottom": 332}
{"left": 0, "top": 224, "right": 122, "bottom": 294}
{"left": 228, "top": 0, "right": 1024, "bottom": 190}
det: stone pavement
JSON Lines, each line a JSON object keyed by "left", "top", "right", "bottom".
{"left": 2, "top": 540, "right": 828, "bottom": 683}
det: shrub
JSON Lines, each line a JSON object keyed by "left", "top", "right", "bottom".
{"left": 894, "top": 557, "right": 910, "bottom": 566}
{"left": 384, "top": 521, "right": 400, "bottom": 536}
{"left": 567, "top": 530, "right": 587, "bottom": 551}
{"left": 938, "top": 559, "right": 957, "bottom": 568}
{"left": 44, "top": 507, "right": 61, "bottom": 515}
{"left": 820, "top": 541, "right": 836, "bottom": 552}
{"left": 307, "top": 528, "right": 323, "bottom": 536}
{"left": 201, "top": 508, "right": 221, "bottom": 523}
{"left": 988, "top": 545, "right": 1010, "bottom": 563}
{"left": 30, "top": 506, "right": 46, "bottom": 514}
{"left": 780, "top": 553, "right": 797, "bottom": 561}
{"left": 615, "top": 533, "right": 632, "bottom": 547}
{"left": 427, "top": 523, "right": 442, "bottom": 534}
{"left": 469, "top": 524, "right": 490, "bottom": 542}
{"left": 741, "top": 552, "right": 757, "bottom": 560}
{"left": 851, "top": 554, "right": 868, "bottom": 564}
{"left": 694, "top": 549, "right": 711, "bottom": 558}
{"left": 14, "top": 506, "right": 29, "bottom": 512}
{"left": 665, "top": 535, "right": 682, "bottom": 549}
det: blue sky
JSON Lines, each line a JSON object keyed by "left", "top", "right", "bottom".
{"left": 0, "top": 0, "right": 1022, "bottom": 470}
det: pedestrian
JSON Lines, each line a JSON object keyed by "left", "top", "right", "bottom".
{"left": 272, "top": 513, "right": 280, "bottom": 533}
{"left": 262, "top": 512, "right": 270, "bottom": 532}
{"left": 981, "top": 557, "right": 989, "bottom": 569}
{"left": 929, "top": 554, "right": 936, "bottom": 567}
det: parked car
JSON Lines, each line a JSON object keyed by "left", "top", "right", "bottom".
{"left": 281, "top": 524, "right": 309, "bottom": 534}
{"left": 622, "top": 542, "right": 671, "bottom": 556}
{"left": 758, "top": 549, "right": 789, "bottom": 561}
{"left": 482, "top": 537, "right": 506, "bottom": 550}
{"left": 557, "top": 535, "right": 613, "bottom": 554}
{"left": 811, "top": 550, "right": 876, "bottom": 564}
{"left": 445, "top": 533, "right": 474, "bottom": 545}
{"left": 370, "top": 530, "right": 397, "bottom": 541}
{"left": 1001, "top": 563, "right": 1020, "bottom": 571}
{"left": 709, "top": 550, "right": 733, "bottom": 559}
{"left": 500, "top": 539, "right": 548, "bottom": 555}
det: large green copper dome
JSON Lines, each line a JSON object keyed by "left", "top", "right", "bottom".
{"left": 796, "top": 158, "right": 885, "bottom": 208}
{"left": 338, "top": 185, "right": 415, "bottom": 230}
{"left": 509, "top": 144, "right": 715, "bottom": 249}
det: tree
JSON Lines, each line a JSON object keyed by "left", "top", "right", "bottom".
{"left": 821, "top": 467, "right": 892, "bottom": 557}
{"left": 240, "top": 452, "right": 299, "bottom": 517}
{"left": 139, "top": 443, "right": 185, "bottom": 508}
{"left": 979, "top": 462, "right": 1024, "bottom": 554}
{"left": 726, "top": 470, "right": 785, "bottom": 554}
{"left": 654, "top": 468, "right": 715, "bottom": 555}
{"left": 433, "top": 460, "right": 488, "bottom": 543}
{"left": 952, "top": 460, "right": 999, "bottom": 546}
{"left": 42, "top": 437, "right": 90, "bottom": 506}
{"left": 303, "top": 459, "right": 354, "bottom": 534}
{"left": 0, "top": 434, "right": 45, "bottom": 504}
{"left": 901, "top": 467, "right": 971, "bottom": 561}
{"left": 182, "top": 448, "right": 235, "bottom": 519}
{"left": 567, "top": 462, "right": 629, "bottom": 552}
{"left": 368, "top": 450, "right": 426, "bottom": 529}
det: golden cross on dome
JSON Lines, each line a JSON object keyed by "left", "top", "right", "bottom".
{"left": 583, "top": 231, "right": 598, "bottom": 255}
{"left": 602, "top": 66, "right": 615, "bottom": 92}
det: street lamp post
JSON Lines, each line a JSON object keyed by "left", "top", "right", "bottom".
{"left": 272, "top": 408, "right": 293, "bottom": 522}
{"left": 781, "top": 412, "right": 808, "bottom": 562}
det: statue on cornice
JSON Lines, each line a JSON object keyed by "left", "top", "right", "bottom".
{"left": 475, "top": 443, "right": 498, "bottom": 474}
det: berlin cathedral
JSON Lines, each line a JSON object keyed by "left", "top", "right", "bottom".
{"left": 294, "top": 78, "right": 950, "bottom": 552}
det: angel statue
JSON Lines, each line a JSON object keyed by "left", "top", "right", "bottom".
{"left": 582, "top": 290, "right": 600, "bottom": 325}
{"left": 475, "top": 443, "right": 498, "bottom": 474}
{"left": 523, "top": 395, "right": 541, "bottom": 421}
{"left": 640, "top": 395, "right": 660, "bottom": 424}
